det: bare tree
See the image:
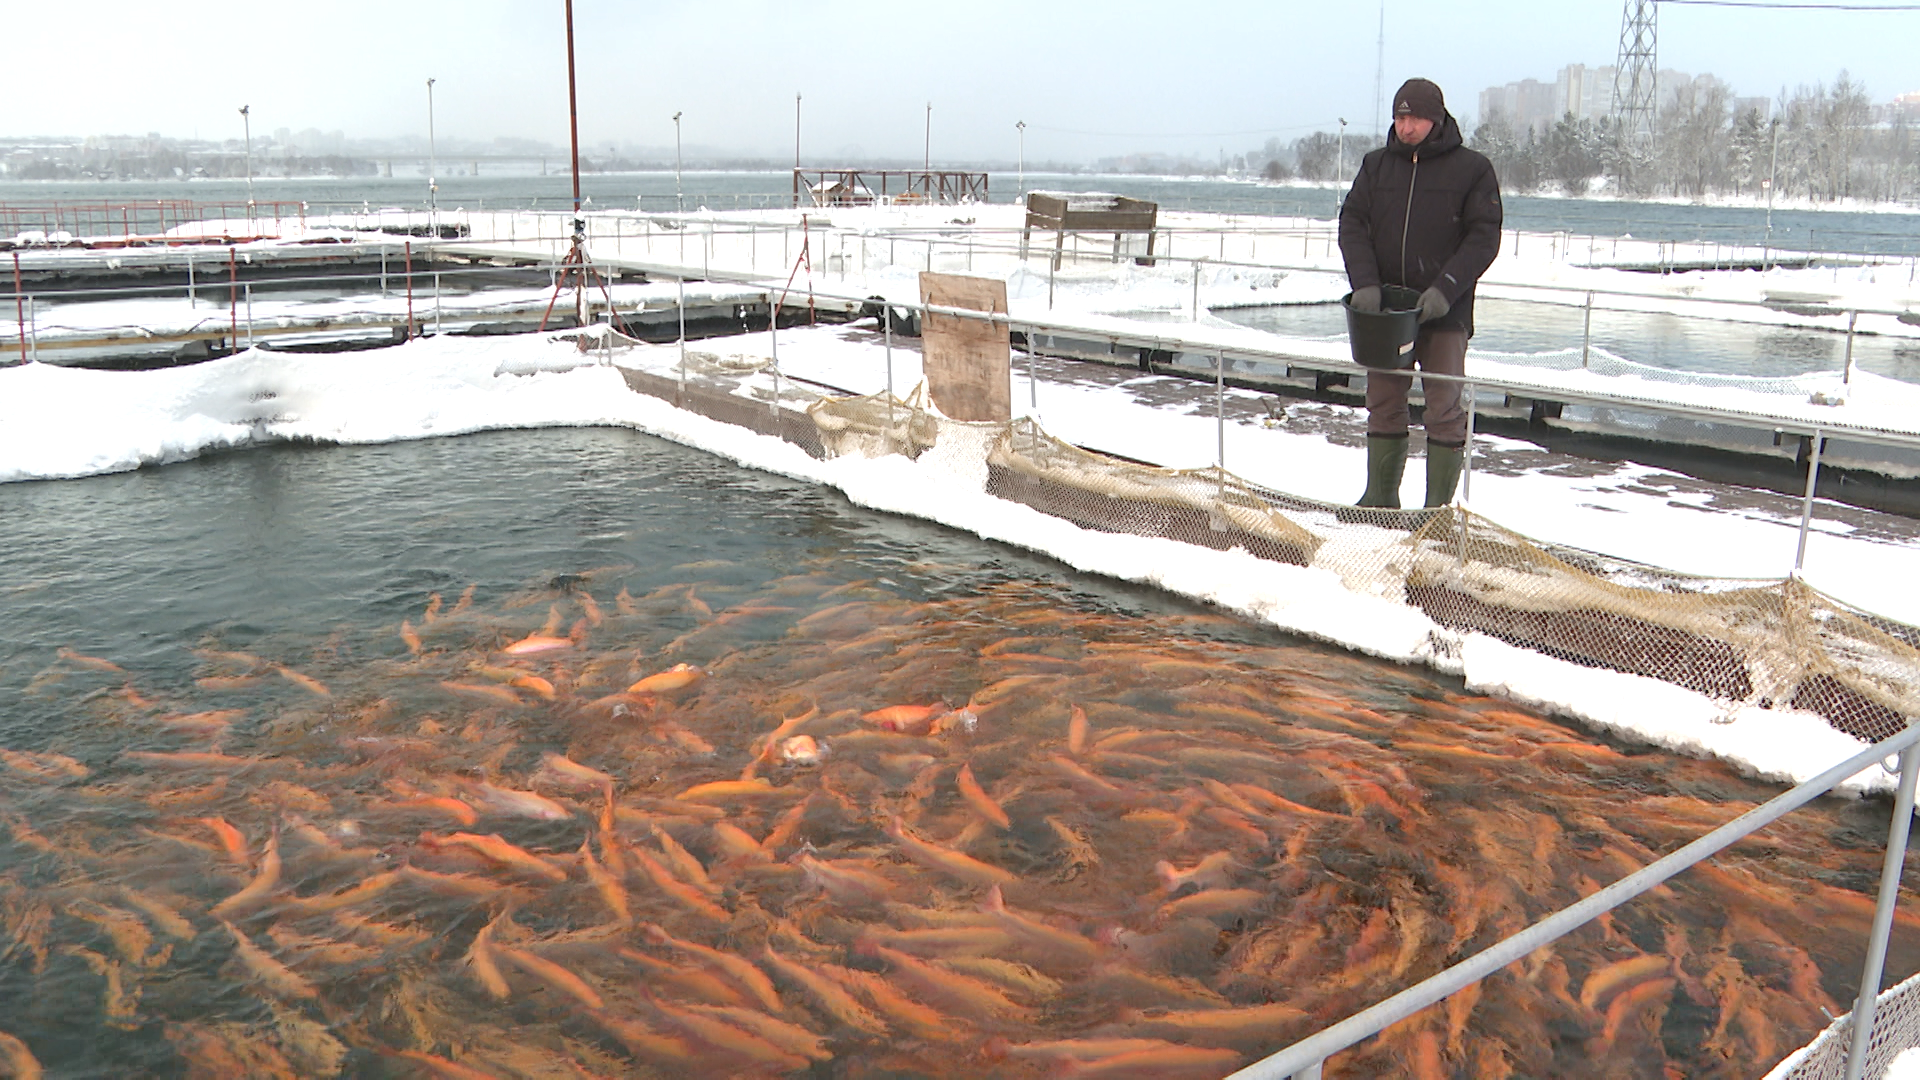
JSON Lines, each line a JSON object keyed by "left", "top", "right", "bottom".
{"left": 1657, "top": 76, "right": 1732, "bottom": 198}
{"left": 1294, "top": 132, "right": 1340, "bottom": 181}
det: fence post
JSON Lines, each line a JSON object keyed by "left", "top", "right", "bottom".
{"left": 677, "top": 275, "right": 688, "bottom": 390}
{"left": 11, "top": 252, "right": 24, "bottom": 365}
{"left": 1843, "top": 310, "right": 1858, "bottom": 387}
{"left": 1461, "top": 383, "right": 1476, "bottom": 506}
{"left": 1581, "top": 292, "right": 1594, "bottom": 368}
{"left": 187, "top": 254, "right": 195, "bottom": 306}
{"left": 768, "top": 291, "right": 780, "bottom": 419}
{"left": 1215, "top": 350, "right": 1226, "bottom": 473}
{"left": 1191, "top": 259, "right": 1203, "bottom": 322}
{"left": 1842, "top": 742, "right": 1920, "bottom": 1080}
{"left": 244, "top": 283, "right": 254, "bottom": 349}
{"left": 228, "top": 248, "right": 238, "bottom": 351}
{"left": 404, "top": 241, "right": 415, "bottom": 341}
{"left": 1794, "top": 427, "right": 1825, "bottom": 572}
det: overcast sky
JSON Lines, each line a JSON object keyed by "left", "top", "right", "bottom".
{"left": 12, "top": 1, "right": 1918, "bottom": 162}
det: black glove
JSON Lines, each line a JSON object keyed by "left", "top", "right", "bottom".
{"left": 1348, "top": 285, "right": 1382, "bottom": 314}
{"left": 1417, "top": 287, "right": 1451, "bottom": 323}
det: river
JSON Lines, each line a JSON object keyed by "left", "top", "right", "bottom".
{"left": 4, "top": 171, "right": 1917, "bottom": 256}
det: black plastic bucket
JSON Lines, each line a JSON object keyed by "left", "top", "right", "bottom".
{"left": 1342, "top": 284, "right": 1423, "bottom": 370}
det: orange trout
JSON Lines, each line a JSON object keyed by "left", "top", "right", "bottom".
{"left": 498, "top": 946, "right": 604, "bottom": 1010}
{"left": 628, "top": 663, "right": 705, "bottom": 694}
{"left": 955, "top": 764, "right": 1011, "bottom": 830}
{"left": 208, "top": 830, "right": 280, "bottom": 917}
{"left": 886, "top": 816, "right": 1017, "bottom": 887}
{"left": 421, "top": 832, "right": 567, "bottom": 883}
{"left": 630, "top": 848, "right": 729, "bottom": 923}
{"left": 758, "top": 946, "right": 888, "bottom": 1035}
{"left": 220, "top": 920, "right": 317, "bottom": 1000}
{"left": 642, "top": 924, "right": 783, "bottom": 1012}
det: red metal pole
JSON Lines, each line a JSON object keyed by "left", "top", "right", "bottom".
{"left": 562, "top": 0, "right": 586, "bottom": 326}
{"left": 564, "top": 0, "right": 582, "bottom": 219}
{"left": 228, "top": 247, "right": 238, "bottom": 351}
{"left": 12, "top": 252, "right": 26, "bottom": 364}
{"left": 404, "top": 241, "right": 414, "bottom": 340}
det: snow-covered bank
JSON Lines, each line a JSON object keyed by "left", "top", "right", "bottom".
{"left": 2, "top": 329, "right": 1912, "bottom": 801}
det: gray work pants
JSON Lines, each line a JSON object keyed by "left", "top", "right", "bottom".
{"left": 1365, "top": 327, "right": 1468, "bottom": 446}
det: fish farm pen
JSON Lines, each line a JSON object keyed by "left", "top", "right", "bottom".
{"left": 3, "top": 196, "right": 1920, "bottom": 1080}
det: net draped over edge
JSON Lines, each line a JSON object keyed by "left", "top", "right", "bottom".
{"left": 805, "top": 389, "right": 1920, "bottom": 745}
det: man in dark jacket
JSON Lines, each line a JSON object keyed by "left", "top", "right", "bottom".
{"left": 1339, "top": 77, "right": 1502, "bottom": 508}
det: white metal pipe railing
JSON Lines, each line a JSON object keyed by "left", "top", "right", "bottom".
{"left": 1846, "top": 742, "right": 1920, "bottom": 1080}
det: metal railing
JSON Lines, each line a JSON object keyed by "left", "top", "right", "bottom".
{"left": 0, "top": 199, "right": 308, "bottom": 242}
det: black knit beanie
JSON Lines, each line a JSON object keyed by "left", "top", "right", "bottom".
{"left": 1392, "top": 79, "right": 1446, "bottom": 123}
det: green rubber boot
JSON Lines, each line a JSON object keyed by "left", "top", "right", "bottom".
{"left": 1357, "top": 435, "right": 1409, "bottom": 509}
{"left": 1425, "top": 442, "right": 1465, "bottom": 508}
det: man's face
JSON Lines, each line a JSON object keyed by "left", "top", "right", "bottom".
{"left": 1394, "top": 114, "right": 1436, "bottom": 146}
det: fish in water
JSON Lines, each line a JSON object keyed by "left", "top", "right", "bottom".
{"left": 502, "top": 633, "right": 572, "bottom": 656}
{"left": 628, "top": 663, "right": 705, "bottom": 695}
{"left": 0, "top": 569, "right": 1892, "bottom": 1080}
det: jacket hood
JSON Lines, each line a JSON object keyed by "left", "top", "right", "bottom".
{"left": 1386, "top": 112, "right": 1464, "bottom": 159}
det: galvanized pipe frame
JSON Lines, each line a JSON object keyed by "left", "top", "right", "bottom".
{"left": 877, "top": 227, "right": 1920, "bottom": 323}
{"left": 2, "top": 258, "right": 568, "bottom": 308}
{"left": 598, "top": 198, "right": 1913, "bottom": 249}
{"left": 777, "top": 288, "right": 1910, "bottom": 605}
{"left": 549, "top": 216, "right": 1918, "bottom": 364}
{"left": 0, "top": 257, "right": 607, "bottom": 359}
{"left": 1226, "top": 721, "right": 1920, "bottom": 1080}
{"left": 417, "top": 211, "right": 1911, "bottom": 325}
{"left": 548, "top": 253, "right": 1920, "bottom": 459}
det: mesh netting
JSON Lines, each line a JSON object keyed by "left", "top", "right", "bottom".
{"left": 800, "top": 390, "right": 1920, "bottom": 745}
{"left": 984, "top": 418, "right": 1323, "bottom": 566}
{"left": 1765, "top": 969, "right": 1920, "bottom": 1079}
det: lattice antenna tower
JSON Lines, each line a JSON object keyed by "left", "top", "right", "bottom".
{"left": 1610, "top": 0, "right": 1658, "bottom": 153}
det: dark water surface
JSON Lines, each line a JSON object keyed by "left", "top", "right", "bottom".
{"left": 2, "top": 429, "right": 1915, "bottom": 1078}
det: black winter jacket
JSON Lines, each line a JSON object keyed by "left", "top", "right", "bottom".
{"left": 1338, "top": 113, "right": 1503, "bottom": 336}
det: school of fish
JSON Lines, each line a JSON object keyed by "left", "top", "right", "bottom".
{"left": 2, "top": 567, "right": 1917, "bottom": 1079}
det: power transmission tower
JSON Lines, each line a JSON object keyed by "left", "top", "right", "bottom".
{"left": 1610, "top": 0, "right": 1658, "bottom": 155}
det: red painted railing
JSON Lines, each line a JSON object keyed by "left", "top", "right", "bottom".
{"left": 0, "top": 200, "right": 306, "bottom": 245}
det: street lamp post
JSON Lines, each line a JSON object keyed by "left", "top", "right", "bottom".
{"left": 1335, "top": 117, "right": 1348, "bottom": 216}
{"left": 672, "top": 111, "right": 683, "bottom": 213}
{"left": 238, "top": 105, "right": 254, "bottom": 228}
{"left": 1764, "top": 117, "right": 1780, "bottom": 270}
{"left": 1016, "top": 121, "right": 1026, "bottom": 201}
{"left": 924, "top": 102, "right": 932, "bottom": 172}
{"left": 426, "top": 78, "right": 438, "bottom": 222}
